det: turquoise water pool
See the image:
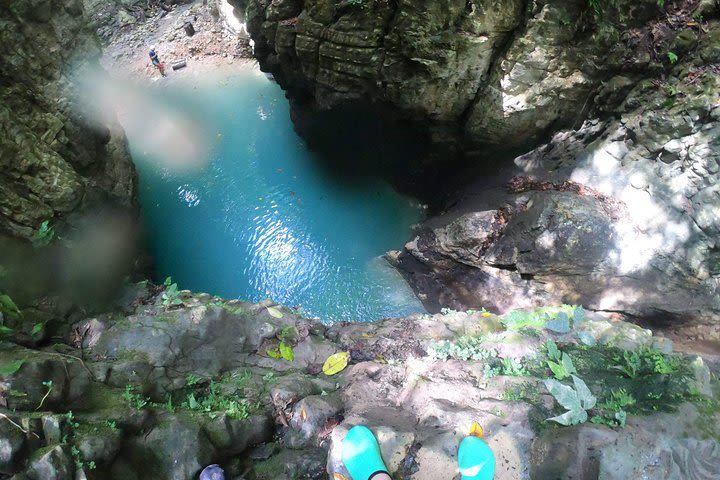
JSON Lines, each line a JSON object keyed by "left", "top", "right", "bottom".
{"left": 128, "top": 68, "right": 425, "bottom": 322}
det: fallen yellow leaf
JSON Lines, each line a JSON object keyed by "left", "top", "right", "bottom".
{"left": 323, "top": 351, "right": 350, "bottom": 376}
{"left": 469, "top": 421, "right": 484, "bottom": 438}
{"left": 266, "top": 306, "right": 283, "bottom": 318}
{"left": 333, "top": 474, "right": 350, "bottom": 480}
{"left": 300, "top": 408, "right": 308, "bottom": 421}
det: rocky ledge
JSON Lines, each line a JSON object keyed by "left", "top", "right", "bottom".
{"left": 0, "top": 283, "right": 718, "bottom": 479}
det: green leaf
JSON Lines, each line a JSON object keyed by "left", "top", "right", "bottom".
{"left": 545, "top": 312, "right": 570, "bottom": 333}
{"left": 548, "top": 408, "right": 588, "bottom": 426}
{"left": 572, "top": 306, "right": 586, "bottom": 325}
{"left": 266, "top": 306, "right": 283, "bottom": 318}
{"left": 667, "top": 51, "right": 678, "bottom": 64}
{"left": 0, "top": 294, "right": 21, "bottom": 319}
{"left": 266, "top": 348, "right": 282, "bottom": 359}
{"left": 0, "top": 325, "right": 14, "bottom": 335}
{"left": 323, "top": 351, "right": 350, "bottom": 375}
{"left": 279, "top": 341, "right": 295, "bottom": 362}
{"left": 31, "top": 323, "right": 43, "bottom": 336}
{"left": 544, "top": 378, "right": 581, "bottom": 412}
{"left": 561, "top": 353, "right": 577, "bottom": 377}
{"left": 163, "top": 277, "right": 173, "bottom": 287}
{"left": 548, "top": 360, "right": 569, "bottom": 380}
{"left": 615, "top": 410, "right": 627, "bottom": 428}
{"left": 0, "top": 359, "right": 25, "bottom": 376}
{"left": 577, "top": 331, "right": 597, "bottom": 346}
{"left": 571, "top": 375, "right": 596, "bottom": 410}
{"left": 546, "top": 339, "right": 561, "bottom": 361}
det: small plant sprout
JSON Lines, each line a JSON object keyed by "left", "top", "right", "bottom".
{"left": 161, "top": 277, "right": 183, "bottom": 307}
{"left": 667, "top": 51, "right": 678, "bottom": 64}
{"left": 30, "top": 220, "right": 55, "bottom": 248}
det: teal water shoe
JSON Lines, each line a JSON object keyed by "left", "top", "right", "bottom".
{"left": 458, "top": 436, "right": 495, "bottom": 480}
{"left": 341, "top": 425, "right": 390, "bottom": 480}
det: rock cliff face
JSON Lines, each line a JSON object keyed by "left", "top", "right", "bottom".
{"left": 0, "top": 0, "right": 136, "bottom": 239}
{"left": 248, "top": 0, "right": 720, "bottom": 329}
{"left": 247, "top": 0, "right": 669, "bottom": 151}
{"left": 390, "top": 11, "right": 720, "bottom": 331}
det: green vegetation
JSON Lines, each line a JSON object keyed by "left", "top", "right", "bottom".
{"left": 266, "top": 326, "right": 296, "bottom": 362}
{"left": 429, "top": 306, "right": 707, "bottom": 432}
{"left": 667, "top": 51, "right": 678, "bottom": 64}
{"left": 180, "top": 380, "right": 254, "bottom": 420}
{"left": 161, "top": 277, "right": 184, "bottom": 307}
{"left": 500, "top": 357, "right": 528, "bottom": 377}
{"left": 30, "top": 220, "right": 55, "bottom": 248}
{"left": 610, "top": 348, "right": 681, "bottom": 379}
{"left": 539, "top": 343, "right": 700, "bottom": 429}
{"left": 62, "top": 411, "right": 96, "bottom": 471}
{"left": 591, "top": 388, "right": 636, "bottom": 427}
{"left": 503, "top": 381, "right": 541, "bottom": 402}
{"left": 429, "top": 336, "right": 498, "bottom": 362}
{"left": 0, "top": 293, "right": 21, "bottom": 321}
{"left": 429, "top": 336, "right": 532, "bottom": 379}
{"left": 501, "top": 305, "right": 584, "bottom": 333}
{"left": 122, "top": 385, "right": 149, "bottom": 409}
{"left": 0, "top": 359, "right": 24, "bottom": 376}
{"left": 122, "top": 374, "right": 262, "bottom": 421}
{"left": 545, "top": 340, "right": 577, "bottom": 380}
{"left": 544, "top": 375, "right": 597, "bottom": 426}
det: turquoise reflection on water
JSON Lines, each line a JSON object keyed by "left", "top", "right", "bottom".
{"left": 131, "top": 69, "right": 425, "bottom": 322}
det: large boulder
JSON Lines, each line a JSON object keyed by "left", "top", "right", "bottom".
{"left": 124, "top": 412, "right": 215, "bottom": 479}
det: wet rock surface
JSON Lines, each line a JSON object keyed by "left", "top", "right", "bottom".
{"left": 1, "top": 286, "right": 718, "bottom": 479}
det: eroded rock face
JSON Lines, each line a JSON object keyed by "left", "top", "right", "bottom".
{"left": 0, "top": 0, "right": 136, "bottom": 239}
{"left": 392, "top": 58, "right": 720, "bottom": 330}
{"left": 247, "top": 0, "right": 666, "bottom": 151}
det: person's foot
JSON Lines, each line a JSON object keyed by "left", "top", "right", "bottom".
{"left": 199, "top": 464, "right": 224, "bottom": 480}
{"left": 341, "top": 425, "right": 390, "bottom": 480}
{"left": 458, "top": 436, "right": 495, "bottom": 480}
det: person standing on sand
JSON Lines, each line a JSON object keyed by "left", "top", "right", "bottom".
{"left": 149, "top": 46, "right": 167, "bottom": 77}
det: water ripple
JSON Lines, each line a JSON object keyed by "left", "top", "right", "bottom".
{"left": 133, "top": 71, "right": 426, "bottom": 321}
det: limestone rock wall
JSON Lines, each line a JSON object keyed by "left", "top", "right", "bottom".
{"left": 247, "top": 0, "right": 665, "bottom": 150}
{"left": 0, "top": 0, "right": 136, "bottom": 239}
{"left": 391, "top": 41, "right": 720, "bottom": 330}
